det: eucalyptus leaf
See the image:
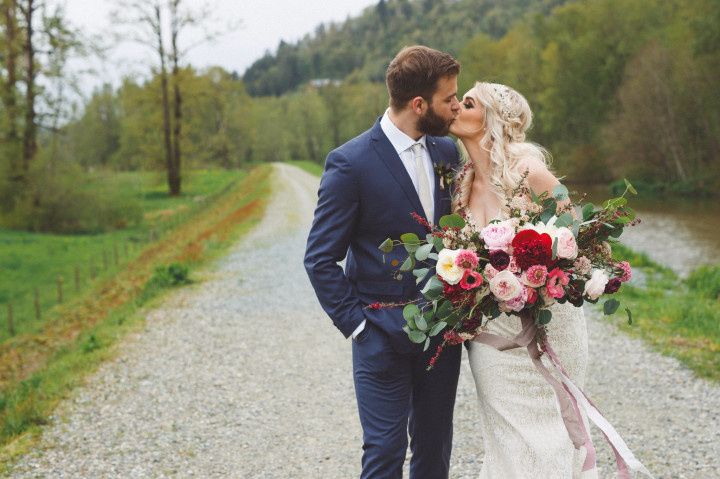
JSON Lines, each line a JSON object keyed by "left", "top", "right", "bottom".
{"left": 403, "top": 304, "right": 420, "bottom": 322}
{"left": 439, "top": 214, "right": 466, "bottom": 229}
{"left": 415, "top": 243, "right": 434, "bottom": 261}
{"left": 625, "top": 307, "right": 633, "bottom": 325}
{"left": 400, "top": 233, "right": 420, "bottom": 245}
{"left": 552, "top": 184, "right": 569, "bottom": 201}
{"left": 408, "top": 331, "right": 427, "bottom": 344}
{"left": 378, "top": 238, "right": 394, "bottom": 253}
{"left": 556, "top": 212, "right": 573, "bottom": 228}
{"left": 432, "top": 235, "right": 444, "bottom": 252}
{"left": 536, "top": 309, "right": 552, "bottom": 325}
{"left": 415, "top": 314, "right": 428, "bottom": 331}
{"left": 582, "top": 203, "right": 595, "bottom": 221}
{"left": 436, "top": 300, "right": 453, "bottom": 319}
{"left": 427, "top": 252, "right": 439, "bottom": 261}
{"left": 423, "top": 336, "right": 431, "bottom": 351}
{"left": 429, "top": 321, "right": 447, "bottom": 336}
{"left": 551, "top": 237, "right": 558, "bottom": 260}
{"left": 400, "top": 256, "right": 415, "bottom": 271}
{"left": 624, "top": 178, "right": 637, "bottom": 195}
{"left": 604, "top": 298, "right": 620, "bottom": 315}
{"left": 414, "top": 268, "right": 430, "bottom": 284}
{"left": 421, "top": 276, "right": 444, "bottom": 300}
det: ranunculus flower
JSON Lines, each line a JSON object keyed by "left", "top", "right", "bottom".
{"left": 511, "top": 229, "right": 553, "bottom": 270}
{"left": 546, "top": 268, "right": 570, "bottom": 299}
{"left": 437, "top": 248, "right": 463, "bottom": 285}
{"left": 604, "top": 277, "right": 622, "bottom": 294}
{"left": 455, "top": 249, "right": 479, "bottom": 270}
{"left": 616, "top": 261, "right": 632, "bottom": 282}
{"left": 554, "top": 227, "right": 578, "bottom": 260}
{"left": 566, "top": 280, "right": 584, "bottom": 307}
{"left": 480, "top": 219, "right": 515, "bottom": 252}
{"left": 522, "top": 265, "right": 548, "bottom": 288}
{"left": 526, "top": 287, "right": 539, "bottom": 304}
{"left": 584, "top": 269, "right": 610, "bottom": 300}
{"left": 460, "top": 269, "right": 483, "bottom": 290}
{"left": 489, "top": 250, "right": 510, "bottom": 271}
{"left": 489, "top": 270, "right": 523, "bottom": 301}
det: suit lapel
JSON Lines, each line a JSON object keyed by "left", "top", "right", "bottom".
{"left": 370, "top": 121, "right": 426, "bottom": 220}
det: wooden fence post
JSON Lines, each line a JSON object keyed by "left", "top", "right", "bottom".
{"left": 34, "top": 288, "right": 41, "bottom": 320}
{"left": 7, "top": 303, "right": 15, "bottom": 336}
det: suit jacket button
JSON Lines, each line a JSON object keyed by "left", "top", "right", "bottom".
{"left": 396, "top": 273, "right": 403, "bottom": 280}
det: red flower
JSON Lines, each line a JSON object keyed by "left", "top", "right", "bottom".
{"left": 511, "top": 229, "right": 553, "bottom": 270}
{"left": 489, "top": 250, "right": 510, "bottom": 271}
{"left": 369, "top": 302, "right": 382, "bottom": 310}
{"left": 443, "top": 281, "right": 469, "bottom": 305}
{"left": 604, "top": 278, "right": 622, "bottom": 294}
{"left": 460, "top": 269, "right": 483, "bottom": 290}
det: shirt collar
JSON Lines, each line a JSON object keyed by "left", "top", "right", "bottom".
{"left": 380, "top": 109, "right": 427, "bottom": 156}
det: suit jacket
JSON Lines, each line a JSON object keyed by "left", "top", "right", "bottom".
{"left": 304, "top": 118, "right": 460, "bottom": 353}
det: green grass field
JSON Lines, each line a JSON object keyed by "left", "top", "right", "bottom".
{"left": 0, "top": 165, "right": 272, "bottom": 466}
{"left": 0, "top": 169, "right": 245, "bottom": 342}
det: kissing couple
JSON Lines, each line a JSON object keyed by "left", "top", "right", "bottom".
{"left": 305, "top": 45, "right": 598, "bottom": 478}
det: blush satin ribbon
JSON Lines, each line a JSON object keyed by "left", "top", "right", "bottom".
{"left": 473, "top": 311, "right": 654, "bottom": 478}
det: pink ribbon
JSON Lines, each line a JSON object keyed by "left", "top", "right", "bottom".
{"left": 473, "top": 312, "right": 654, "bottom": 478}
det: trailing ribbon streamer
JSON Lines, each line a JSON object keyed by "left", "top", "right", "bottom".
{"left": 473, "top": 311, "right": 654, "bottom": 477}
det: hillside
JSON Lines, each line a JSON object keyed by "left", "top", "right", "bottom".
{"left": 243, "top": 0, "right": 568, "bottom": 96}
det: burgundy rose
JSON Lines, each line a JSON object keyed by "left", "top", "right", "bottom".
{"left": 604, "top": 277, "right": 622, "bottom": 294}
{"left": 511, "top": 229, "right": 553, "bottom": 270}
{"left": 489, "top": 250, "right": 511, "bottom": 271}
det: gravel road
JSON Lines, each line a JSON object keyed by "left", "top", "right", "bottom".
{"left": 7, "top": 163, "right": 719, "bottom": 478}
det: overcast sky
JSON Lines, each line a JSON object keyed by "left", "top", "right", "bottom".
{"left": 64, "top": 0, "right": 378, "bottom": 94}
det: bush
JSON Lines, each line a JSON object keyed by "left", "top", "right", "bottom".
{"left": 136, "top": 263, "right": 191, "bottom": 305}
{"left": 685, "top": 265, "right": 720, "bottom": 300}
{"left": 0, "top": 161, "right": 143, "bottom": 234}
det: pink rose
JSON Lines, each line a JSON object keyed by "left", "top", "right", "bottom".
{"left": 480, "top": 219, "right": 515, "bottom": 252}
{"left": 503, "top": 286, "right": 529, "bottom": 312}
{"left": 489, "top": 270, "right": 523, "bottom": 302}
{"left": 554, "top": 227, "right": 578, "bottom": 260}
{"left": 522, "top": 265, "right": 548, "bottom": 288}
{"left": 584, "top": 269, "right": 609, "bottom": 300}
{"left": 484, "top": 263, "right": 499, "bottom": 280}
{"left": 546, "top": 267, "right": 569, "bottom": 299}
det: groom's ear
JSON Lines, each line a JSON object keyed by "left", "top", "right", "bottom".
{"left": 410, "top": 96, "right": 427, "bottom": 115}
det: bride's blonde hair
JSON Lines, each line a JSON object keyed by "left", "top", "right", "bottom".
{"left": 453, "top": 82, "right": 551, "bottom": 214}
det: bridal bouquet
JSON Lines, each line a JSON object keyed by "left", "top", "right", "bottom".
{"left": 375, "top": 175, "right": 639, "bottom": 367}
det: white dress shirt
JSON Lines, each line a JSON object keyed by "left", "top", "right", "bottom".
{"left": 352, "top": 110, "right": 437, "bottom": 340}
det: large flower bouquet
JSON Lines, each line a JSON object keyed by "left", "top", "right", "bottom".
{"left": 375, "top": 177, "right": 653, "bottom": 476}
{"left": 376, "top": 176, "right": 639, "bottom": 367}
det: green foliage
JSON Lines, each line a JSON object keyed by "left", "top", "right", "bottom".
{"left": 685, "top": 265, "right": 720, "bottom": 300}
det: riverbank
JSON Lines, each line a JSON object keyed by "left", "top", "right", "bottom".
{"left": 611, "top": 244, "right": 720, "bottom": 381}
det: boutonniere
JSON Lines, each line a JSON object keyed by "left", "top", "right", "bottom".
{"left": 433, "top": 162, "right": 456, "bottom": 191}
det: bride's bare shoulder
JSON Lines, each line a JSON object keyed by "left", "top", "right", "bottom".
{"left": 516, "top": 157, "right": 559, "bottom": 195}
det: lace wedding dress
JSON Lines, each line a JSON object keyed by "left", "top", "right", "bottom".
{"left": 465, "top": 210, "right": 599, "bottom": 478}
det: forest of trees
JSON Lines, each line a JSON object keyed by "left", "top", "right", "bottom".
{"left": 1, "top": 0, "right": 718, "bottom": 234}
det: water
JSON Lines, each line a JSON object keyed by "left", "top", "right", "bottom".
{"left": 575, "top": 185, "right": 720, "bottom": 277}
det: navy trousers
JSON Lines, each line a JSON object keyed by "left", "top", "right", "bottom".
{"left": 352, "top": 320, "right": 462, "bottom": 479}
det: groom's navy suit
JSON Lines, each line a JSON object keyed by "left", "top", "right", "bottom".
{"left": 304, "top": 118, "right": 462, "bottom": 478}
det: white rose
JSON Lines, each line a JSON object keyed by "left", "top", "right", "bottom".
{"left": 554, "top": 227, "right": 578, "bottom": 260}
{"left": 584, "top": 269, "right": 609, "bottom": 300}
{"left": 437, "top": 248, "right": 463, "bottom": 285}
{"left": 489, "top": 270, "right": 523, "bottom": 302}
{"left": 522, "top": 216, "right": 559, "bottom": 237}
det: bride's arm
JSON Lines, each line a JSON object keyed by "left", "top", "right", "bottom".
{"left": 517, "top": 157, "right": 572, "bottom": 213}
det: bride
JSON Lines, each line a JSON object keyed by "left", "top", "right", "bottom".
{"left": 449, "top": 82, "right": 598, "bottom": 478}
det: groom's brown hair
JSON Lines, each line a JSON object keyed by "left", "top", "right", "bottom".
{"left": 385, "top": 45, "right": 460, "bottom": 111}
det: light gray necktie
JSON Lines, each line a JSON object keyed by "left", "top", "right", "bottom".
{"left": 411, "top": 143, "right": 433, "bottom": 223}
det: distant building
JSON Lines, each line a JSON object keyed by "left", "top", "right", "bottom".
{"left": 309, "top": 78, "right": 342, "bottom": 88}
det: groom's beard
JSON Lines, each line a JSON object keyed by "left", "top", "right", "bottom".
{"left": 417, "top": 104, "right": 454, "bottom": 136}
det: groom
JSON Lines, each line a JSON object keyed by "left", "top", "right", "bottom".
{"left": 304, "top": 46, "right": 463, "bottom": 478}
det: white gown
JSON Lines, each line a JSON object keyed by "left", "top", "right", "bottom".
{"left": 466, "top": 212, "right": 599, "bottom": 478}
